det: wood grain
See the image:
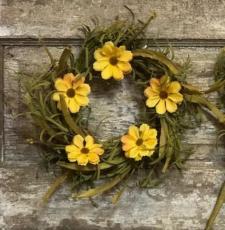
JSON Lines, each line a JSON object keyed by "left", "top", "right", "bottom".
{"left": 1, "top": 0, "right": 225, "bottom": 39}
{"left": 0, "top": 46, "right": 225, "bottom": 229}
{"left": 1, "top": 0, "right": 225, "bottom": 229}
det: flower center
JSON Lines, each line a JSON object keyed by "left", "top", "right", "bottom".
{"left": 159, "top": 91, "right": 168, "bottom": 99}
{"left": 109, "top": 56, "right": 118, "bottom": 65}
{"left": 66, "top": 88, "right": 75, "bottom": 98}
{"left": 136, "top": 138, "right": 143, "bottom": 146}
{"left": 81, "top": 147, "right": 89, "bottom": 154}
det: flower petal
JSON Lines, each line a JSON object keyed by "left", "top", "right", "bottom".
{"left": 165, "top": 99, "right": 178, "bottom": 113}
{"left": 75, "top": 95, "right": 89, "bottom": 106}
{"left": 117, "top": 62, "right": 132, "bottom": 72}
{"left": 94, "top": 49, "right": 108, "bottom": 61}
{"left": 77, "top": 154, "right": 89, "bottom": 166}
{"left": 128, "top": 147, "right": 138, "bottom": 158}
{"left": 121, "top": 135, "right": 136, "bottom": 151}
{"left": 101, "top": 65, "right": 113, "bottom": 79}
{"left": 93, "top": 60, "right": 109, "bottom": 71}
{"left": 76, "top": 84, "right": 91, "bottom": 96}
{"left": 168, "top": 93, "right": 183, "bottom": 103}
{"left": 52, "top": 92, "right": 60, "bottom": 101}
{"left": 55, "top": 78, "right": 69, "bottom": 92}
{"left": 91, "top": 147, "right": 104, "bottom": 155}
{"left": 73, "top": 135, "right": 84, "bottom": 148}
{"left": 144, "top": 87, "right": 159, "bottom": 97}
{"left": 67, "top": 151, "right": 80, "bottom": 162}
{"left": 112, "top": 66, "right": 124, "bottom": 80}
{"left": 156, "top": 99, "right": 166, "bottom": 114}
{"left": 68, "top": 99, "right": 80, "bottom": 113}
{"left": 128, "top": 125, "right": 139, "bottom": 139}
{"left": 118, "top": 51, "right": 133, "bottom": 62}
{"left": 64, "top": 73, "right": 75, "bottom": 83}
{"left": 167, "top": 81, "right": 181, "bottom": 93}
{"left": 85, "top": 135, "right": 94, "bottom": 148}
{"left": 88, "top": 153, "right": 100, "bottom": 165}
{"left": 143, "top": 139, "right": 158, "bottom": 149}
{"left": 146, "top": 97, "right": 160, "bottom": 108}
{"left": 102, "top": 41, "right": 115, "bottom": 55}
{"left": 149, "top": 78, "right": 160, "bottom": 93}
{"left": 65, "top": 144, "right": 80, "bottom": 153}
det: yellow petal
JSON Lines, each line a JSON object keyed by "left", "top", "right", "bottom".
{"left": 144, "top": 87, "right": 159, "bottom": 97}
{"left": 91, "top": 147, "right": 104, "bottom": 155}
{"left": 77, "top": 154, "right": 89, "bottom": 166}
{"left": 139, "top": 150, "right": 151, "bottom": 157}
{"left": 85, "top": 135, "right": 94, "bottom": 148}
{"left": 94, "top": 49, "right": 108, "bottom": 61}
{"left": 101, "top": 65, "right": 113, "bottom": 79}
{"left": 118, "top": 51, "right": 133, "bottom": 62}
{"left": 75, "top": 95, "right": 89, "bottom": 106}
{"left": 146, "top": 97, "right": 160, "bottom": 108}
{"left": 117, "top": 62, "right": 132, "bottom": 72}
{"left": 55, "top": 78, "right": 69, "bottom": 92}
{"left": 68, "top": 99, "right": 80, "bottom": 113}
{"left": 143, "top": 139, "right": 157, "bottom": 149}
{"left": 121, "top": 135, "right": 136, "bottom": 151}
{"left": 156, "top": 99, "right": 166, "bottom": 114}
{"left": 142, "top": 129, "right": 157, "bottom": 140}
{"left": 73, "top": 76, "right": 85, "bottom": 88}
{"left": 88, "top": 153, "right": 100, "bottom": 165}
{"left": 65, "top": 144, "right": 80, "bottom": 153}
{"left": 140, "top": 124, "right": 157, "bottom": 141}
{"left": 102, "top": 41, "right": 115, "bottom": 55}
{"left": 52, "top": 92, "right": 60, "bottom": 101}
{"left": 73, "top": 135, "right": 84, "bottom": 148}
{"left": 93, "top": 60, "right": 109, "bottom": 71}
{"left": 67, "top": 151, "right": 80, "bottom": 162}
{"left": 168, "top": 93, "right": 183, "bottom": 103}
{"left": 128, "top": 147, "right": 138, "bottom": 158}
{"left": 76, "top": 84, "right": 91, "bottom": 96}
{"left": 112, "top": 66, "right": 124, "bottom": 80}
{"left": 64, "top": 73, "right": 75, "bottom": 83}
{"left": 167, "top": 81, "right": 181, "bottom": 93}
{"left": 149, "top": 78, "right": 160, "bottom": 93}
{"left": 128, "top": 125, "right": 139, "bottom": 139}
{"left": 140, "top": 123, "right": 149, "bottom": 133}
{"left": 165, "top": 99, "right": 178, "bottom": 113}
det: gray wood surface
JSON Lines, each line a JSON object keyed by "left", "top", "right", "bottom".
{"left": 1, "top": 1, "right": 225, "bottom": 229}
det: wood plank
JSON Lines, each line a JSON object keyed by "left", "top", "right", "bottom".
{"left": 2, "top": 46, "right": 225, "bottom": 229}
{"left": 1, "top": 0, "right": 225, "bottom": 39}
{"left": 0, "top": 162, "right": 224, "bottom": 229}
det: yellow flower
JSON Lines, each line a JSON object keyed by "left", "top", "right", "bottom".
{"left": 144, "top": 76, "right": 183, "bottom": 115}
{"left": 52, "top": 73, "right": 90, "bottom": 113}
{"left": 65, "top": 135, "right": 104, "bottom": 166}
{"left": 93, "top": 41, "right": 133, "bottom": 80}
{"left": 121, "top": 124, "right": 158, "bottom": 161}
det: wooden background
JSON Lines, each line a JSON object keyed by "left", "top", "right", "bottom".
{"left": 1, "top": 0, "right": 225, "bottom": 229}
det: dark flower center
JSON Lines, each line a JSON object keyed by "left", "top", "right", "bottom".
{"left": 109, "top": 56, "right": 118, "bottom": 65}
{"left": 66, "top": 88, "right": 75, "bottom": 98}
{"left": 81, "top": 147, "right": 89, "bottom": 154}
{"left": 159, "top": 91, "right": 168, "bottom": 99}
{"left": 136, "top": 138, "right": 143, "bottom": 146}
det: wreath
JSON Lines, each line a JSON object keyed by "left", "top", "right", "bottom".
{"left": 20, "top": 11, "right": 225, "bottom": 206}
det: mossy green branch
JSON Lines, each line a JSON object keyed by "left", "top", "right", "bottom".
{"left": 133, "top": 49, "right": 181, "bottom": 76}
{"left": 205, "top": 182, "right": 225, "bottom": 230}
{"left": 184, "top": 94, "right": 225, "bottom": 123}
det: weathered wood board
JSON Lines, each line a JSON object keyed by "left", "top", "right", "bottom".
{"left": 0, "top": 0, "right": 225, "bottom": 229}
